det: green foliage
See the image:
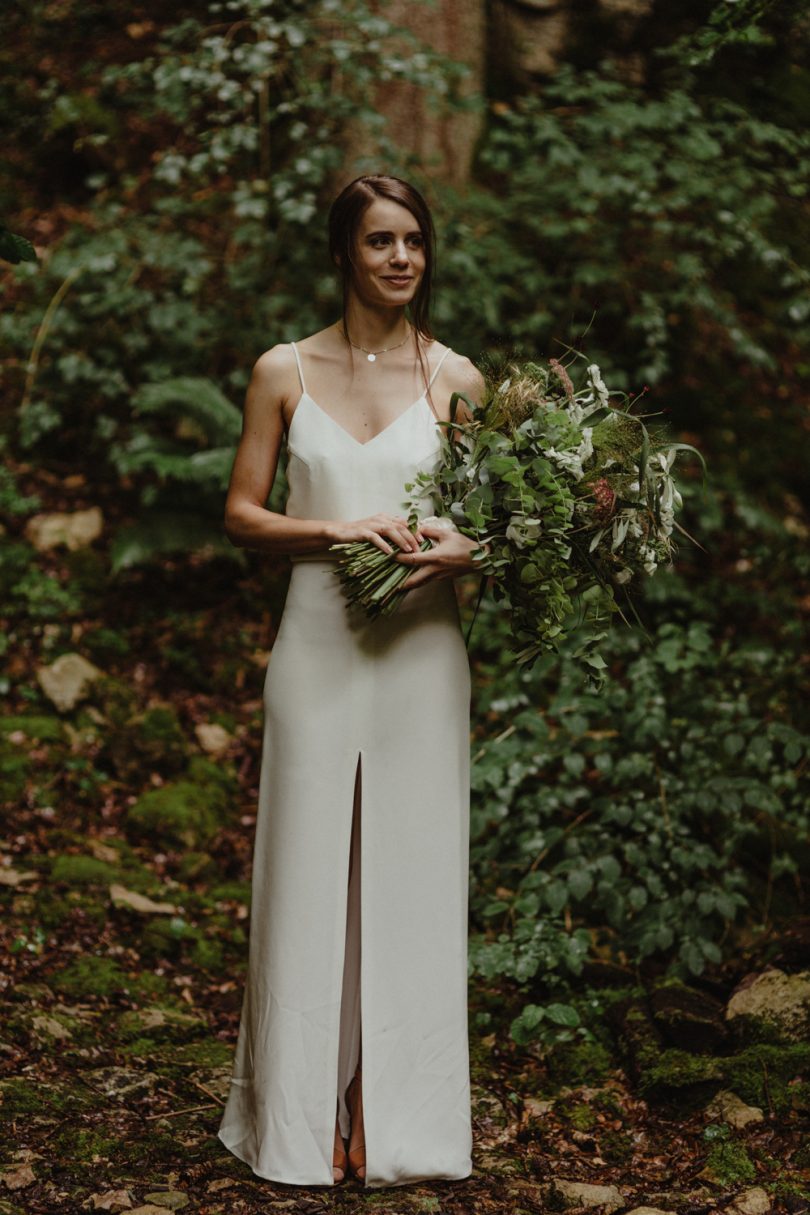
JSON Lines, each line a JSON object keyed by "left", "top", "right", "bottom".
{"left": 467, "top": 482, "right": 809, "bottom": 1039}
{"left": 0, "top": 540, "right": 85, "bottom": 620}
{"left": 438, "top": 61, "right": 810, "bottom": 396}
{"left": 3, "top": 0, "right": 464, "bottom": 568}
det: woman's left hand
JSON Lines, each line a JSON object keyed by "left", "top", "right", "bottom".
{"left": 395, "top": 521, "right": 484, "bottom": 589}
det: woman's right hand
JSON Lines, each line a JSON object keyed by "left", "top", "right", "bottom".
{"left": 328, "top": 514, "right": 423, "bottom": 555}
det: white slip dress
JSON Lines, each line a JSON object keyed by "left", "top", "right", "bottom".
{"left": 216, "top": 341, "right": 474, "bottom": 1188}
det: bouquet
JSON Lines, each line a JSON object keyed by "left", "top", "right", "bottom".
{"left": 330, "top": 352, "right": 705, "bottom": 681}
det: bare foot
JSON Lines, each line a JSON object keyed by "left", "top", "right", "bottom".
{"left": 346, "top": 1068, "right": 365, "bottom": 1180}
{"left": 333, "top": 1112, "right": 346, "bottom": 1182}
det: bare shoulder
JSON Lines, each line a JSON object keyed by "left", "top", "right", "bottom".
{"left": 245, "top": 342, "right": 304, "bottom": 422}
{"left": 253, "top": 342, "right": 298, "bottom": 382}
{"left": 445, "top": 350, "right": 485, "bottom": 400}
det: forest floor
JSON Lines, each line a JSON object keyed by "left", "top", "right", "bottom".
{"left": 1, "top": 468, "right": 809, "bottom": 1215}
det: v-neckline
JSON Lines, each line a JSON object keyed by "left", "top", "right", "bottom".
{"left": 290, "top": 390, "right": 432, "bottom": 449}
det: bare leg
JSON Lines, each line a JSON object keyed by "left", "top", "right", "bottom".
{"left": 335, "top": 758, "right": 363, "bottom": 1181}
{"left": 345, "top": 759, "right": 365, "bottom": 1179}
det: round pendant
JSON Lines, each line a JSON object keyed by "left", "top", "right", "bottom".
{"left": 367, "top": 352, "right": 376, "bottom": 362}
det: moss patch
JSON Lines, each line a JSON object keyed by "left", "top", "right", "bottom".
{"left": 704, "top": 1140, "right": 757, "bottom": 1185}
{"left": 546, "top": 1039, "right": 613, "bottom": 1086}
{"left": 50, "top": 854, "right": 117, "bottom": 887}
{"left": 0, "top": 714, "right": 65, "bottom": 742}
{"left": 115, "top": 1006, "right": 207, "bottom": 1044}
{"left": 724, "top": 1042, "right": 810, "bottom": 1113}
{"left": 126, "top": 774, "right": 229, "bottom": 849}
{"left": 50, "top": 955, "right": 129, "bottom": 999}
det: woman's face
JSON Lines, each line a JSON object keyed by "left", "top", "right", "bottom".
{"left": 348, "top": 197, "right": 426, "bottom": 309}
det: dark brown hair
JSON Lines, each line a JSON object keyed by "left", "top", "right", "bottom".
{"left": 328, "top": 175, "right": 440, "bottom": 406}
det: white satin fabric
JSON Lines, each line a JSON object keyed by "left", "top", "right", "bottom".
{"left": 216, "top": 342, "right": 473, "bottom": 1188}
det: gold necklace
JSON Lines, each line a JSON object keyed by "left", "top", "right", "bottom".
{"left": 340, "top": 324, "right": 411, "bottom": 362}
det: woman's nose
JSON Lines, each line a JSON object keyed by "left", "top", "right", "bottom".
{"left": 390, "top": 242, "right": 409, "bottom": 265}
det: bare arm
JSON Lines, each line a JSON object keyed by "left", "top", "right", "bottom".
{"left": 223, "top": 345, "right": 421, "bottom": 556}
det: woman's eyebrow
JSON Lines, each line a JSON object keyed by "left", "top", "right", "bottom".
{"left": 364, "top": 229, "right": 422, "bottom": 238}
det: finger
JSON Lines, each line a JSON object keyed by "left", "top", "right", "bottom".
{"left": 367, "top": 533, "right": 394, "bottom": 554}
{"left": 388, "top": 525, "right": 419, "bottom": 551}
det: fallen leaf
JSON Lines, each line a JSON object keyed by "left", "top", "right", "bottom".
{"left": 0, "top": 1162, "right": 36, "bottom": 1190}
{"left": 86, "top": 1190, "right": 134, "bottom": 1211}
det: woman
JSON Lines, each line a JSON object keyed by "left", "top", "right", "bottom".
{"left": 216, "top": 174, "right": 485, "bottom": 1189}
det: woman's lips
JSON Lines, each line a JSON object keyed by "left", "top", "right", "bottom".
{"left": 383, "top": 276, "right": 413, "bottom": 286}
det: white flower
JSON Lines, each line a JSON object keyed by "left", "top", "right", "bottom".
{"left": 587, "top": 364, "right": 610, "bottom": 406}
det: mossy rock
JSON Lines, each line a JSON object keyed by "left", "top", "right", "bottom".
{"left": 0, "top": 714, "right": 65, "bottom": 742}
{"left": 546, "top": 1039, "right": 614, "bottom": 1086}
{"left": 50, "top": 854, "right": 118, "bottom": 887}
{"left": 115, "top": 1006, "right": 207, "bottom": 1045}
{"left": 5, "top": 1006, "right": 91, "bottom": 1048}
{"left": 703, "top": 1140, "right": 756, "bottom": 1185}
{"left": 650, "top": 978, "right": 728, "bottom": 1053}
{"left": 640, "top": 1040, "right": 810, "bottom": 1114}
{"left": 724, "top": 1042, "right": 810, "bottom": 1114}
{"left": 126, "top": 778, "right": 228, "bottom": 849}
{"left": 637, "top": 1046, "right": 725, "bottom": 1108}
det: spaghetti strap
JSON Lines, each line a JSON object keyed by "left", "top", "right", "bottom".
{"left": 290, "top": 341, "right": 306, "bottom": 394}
{"left": 427, "top": 345, "right": 453, "bottom": 389}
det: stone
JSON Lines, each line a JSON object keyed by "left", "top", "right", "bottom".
{"left": 31, "top": 1015, "right": 73, "bottom": 1041}
{"left": 726, "top": 968, "right": 810, "bottom": 1045}
{"left": 705, "top": 1089, "right": 764, "bottom": 1129}
{"left": 85, "top": 1067, "right": 156, "bottom": 1100}
{"left": 625, "top": 1208, "right": 677, "bottom": 1215}
{"left": 109, "top": 884, "right": 178, "bottom": 916}
{"left": 650, "top": 980, "right": 728, "bottom": 1052}
{"left": 25, "top": 506, "right": 103, "bottom": 551}
{"left": 0, "top": 866, "right": 38, "bottom": 887}
{"left": 194, "top": 722, "right": 231, "bottom": 757}
{"left": 37, "top": 653, "right": 103, "bottom": 712}
{"left": 725, "top": 1188, "right": 772, "bottom": 1215}
{"left": 546, "top": 1179, "right": 624, "bottom": 1211}
{"left": 142, "top": 1195, "right": 189, "bottom": 1211}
